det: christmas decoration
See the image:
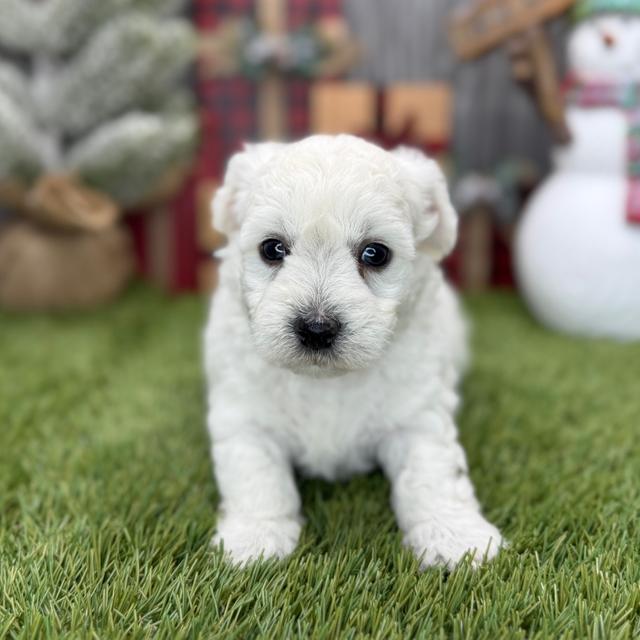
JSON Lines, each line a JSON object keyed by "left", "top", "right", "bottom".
{"left": 449, "top": 0, "right": 575, "bottom": 143}
{"left": 0, "top": 0, "right": 198, "bottom": 310}
{"left": 199, "top": 0, "right": 359, "bottom": 140}
{"left": 516, "top": 1, "right": 640, "bottom": 339}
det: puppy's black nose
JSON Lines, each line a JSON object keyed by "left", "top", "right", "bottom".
{"left": 294, "top": 316, "right": 341, "bottom": 351}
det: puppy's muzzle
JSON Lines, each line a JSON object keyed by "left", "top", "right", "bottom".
{"left": 293, "top": 316, "right": 341, "bottom": 351}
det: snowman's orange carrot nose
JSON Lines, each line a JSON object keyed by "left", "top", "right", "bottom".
{"left": 601, "top": 31, "right": 616, "bottom": 48}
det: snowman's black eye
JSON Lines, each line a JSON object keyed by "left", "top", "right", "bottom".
{"left": 260, "top": 239, "right": 288, "bottom": 263}
{"left": 359, "top": 242, "right": 391, "bottom": 268}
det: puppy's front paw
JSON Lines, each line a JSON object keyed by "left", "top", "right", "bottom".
{"left": 211, "top": 515, "right": 301, "bottom": 566}
{"left": 404, "top": 509, "right": 503, "bottom": 570}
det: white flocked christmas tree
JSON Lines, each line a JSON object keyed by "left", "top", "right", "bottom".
{"left": 0, "top": 0, "right": 198, "bottom": 310}
{"left": 0, "top": 0, "right": 196, "bottom": 206}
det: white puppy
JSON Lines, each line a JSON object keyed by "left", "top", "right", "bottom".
{"left": 205, "top": 135, "right": 503, "bottom": 569}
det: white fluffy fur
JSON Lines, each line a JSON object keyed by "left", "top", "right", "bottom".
{"left": 205, "top": 135, "right": 503, "bottom": 569}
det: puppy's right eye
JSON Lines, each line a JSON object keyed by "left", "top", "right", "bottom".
{"left": 359, "top": 242, "right": 391, "bottom": 268}
{"left": 260, "top": 239, "right": 288, "bottom": 263}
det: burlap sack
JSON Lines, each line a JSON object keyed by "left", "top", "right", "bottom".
{"left": 0, "top": 220, "right": 135, "bottom": 311}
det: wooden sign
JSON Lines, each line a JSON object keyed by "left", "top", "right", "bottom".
{"left": 449, "top": 0, "right": 575, "bottom": 143}
{"left": 450, "top": 0, "right": 575, "bottom": 60}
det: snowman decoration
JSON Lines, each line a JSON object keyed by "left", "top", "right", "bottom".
{"left": 516, "top": 0, "right": 640, "bottom": 340}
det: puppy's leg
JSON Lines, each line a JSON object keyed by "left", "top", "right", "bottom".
{"left": 379, "top": 418, "right": 503, "bottom": 570}
{"left": 211, "top": 432, "right": 301, "bottom": 566}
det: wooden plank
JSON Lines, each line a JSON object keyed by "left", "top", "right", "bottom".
{"left": 198, "top": 258, "right": 220, "bottom": 294}
{"left": 258, "top": 74, "right": 287, "bottom": 140}
{"left": 525, "top": 26, "right": 571, "bottom": 143}
{"left": 146, "top": 206, "right": 173, "bottom": 290}
{"left": 196, "top": 179, "right": 226, "bottom": 252}
{"left": 256, "top": 0, "right": 287, "bottom": 36}
{"left": 310, "top": 82, "right": 377, "bottom": 134}
{"left": 384, "top": 83, "right": 453, "bottom": 144}
{"left": 450, "top": 0, "right": 574, "bottom": 59}
{"left": 459, "top": 206, "right": 493, "bottom": 292}
{"left": 256, "top": 0, "right": 288, "bottom": 139}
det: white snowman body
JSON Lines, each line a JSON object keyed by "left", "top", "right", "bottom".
{"left": 516, "top": 14, "right": 640, "bottom": 340}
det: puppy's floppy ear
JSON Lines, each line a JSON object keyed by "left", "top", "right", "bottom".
{"left": 212, "top": 142, "right": 284, "bottom": 236}
{"left": 392, "top": 147, "right": 458, "bottom": 261}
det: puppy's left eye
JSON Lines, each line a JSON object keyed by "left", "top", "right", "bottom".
{"left": 360, "top": 243, "right": 391, "bottom": 268}
{"left": 260, "top": 238, "right": 288, "bottom": 263}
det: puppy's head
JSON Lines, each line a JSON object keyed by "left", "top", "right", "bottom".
{"left": 213, "top": 135, "right": 457, "bottom": 376}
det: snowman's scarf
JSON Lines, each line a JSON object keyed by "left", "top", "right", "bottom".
{"left": 568, "top": 81, "right": 640, "bottom": 224}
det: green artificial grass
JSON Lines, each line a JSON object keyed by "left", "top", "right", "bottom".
{"left": 1, "top": 286, "right": 640, "bottom": 639}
